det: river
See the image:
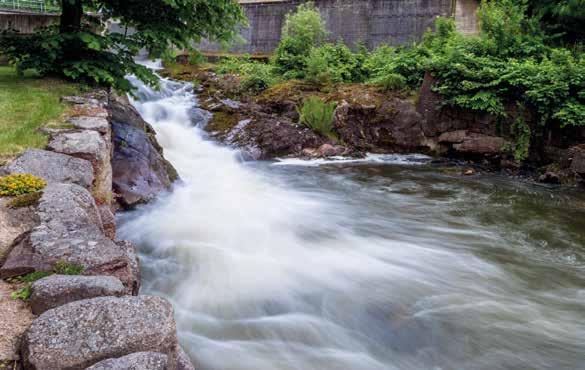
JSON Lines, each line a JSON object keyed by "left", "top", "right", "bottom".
{"left": 118, "top": 68, "right": 585, "bottom": 370}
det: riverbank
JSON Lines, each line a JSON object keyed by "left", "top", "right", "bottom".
{"left": 161, "top": 60, "right": 585, "bottom": 188}
{"left": 0, "top": 71, "right": 193, "bottom": 369}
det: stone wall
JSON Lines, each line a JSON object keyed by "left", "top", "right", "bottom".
{"left": 199, "top": 0, "right": 478, "bottom": 54}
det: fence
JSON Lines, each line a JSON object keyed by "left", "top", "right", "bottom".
{"left": 0, "top": 0, "right": 60, "bottom": 13}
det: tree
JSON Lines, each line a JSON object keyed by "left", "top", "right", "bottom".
{"left": 0, "top": 0, "right": 246, "bottom": 91}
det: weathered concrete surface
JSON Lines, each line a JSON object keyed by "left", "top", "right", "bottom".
{"left": 86, "top": 352, "right": 168, "bottom": 370}
{"left": 200, "top": 0, "right": 477, "bottom": 54}
{"left": 22, "top": 296, "right": 177, "bottom": 370}
{"left": 1, "top": 149, "right": 94, "bottom": 190}
{"left": 29, "top": 275, "right": 126, "bottom": 315}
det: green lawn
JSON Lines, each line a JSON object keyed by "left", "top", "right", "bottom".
{"left": 0, "top": 67, "right": 82, "bottom": 161}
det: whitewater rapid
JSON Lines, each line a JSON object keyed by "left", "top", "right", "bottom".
{"left": 119, "top": 70, "right": 585, "bottom": 370}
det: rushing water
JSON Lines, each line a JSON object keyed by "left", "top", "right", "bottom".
{"left": 118, "top": 70, "right": 585, "bottom": 370}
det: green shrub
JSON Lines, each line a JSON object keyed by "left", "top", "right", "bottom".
{"left": 188, "top": 49, "right": 207, "bottom": 65}
{"left": 371, "top": 73, "right": 407, "bottom": 91}
{"left": 305, "top": 42, "right": 365, "bottom": 83}
{"left": 0, "top": 174, "right": 46, "bottom": 196}
{"left": 7, "top": 191, "right": 43, "bottom": 209}
{"left": 298, "top": 96, "right": 337, "bottom": 140}
{"left": 273, "top": 2, "right": 328, "bottom": 78}
{"left": 216, "top": 56, "right": 277, "bottom": 93}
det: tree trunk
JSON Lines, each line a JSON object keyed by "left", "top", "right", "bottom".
{"left": 60, "top": 0, "right": 83, "bottom": 33}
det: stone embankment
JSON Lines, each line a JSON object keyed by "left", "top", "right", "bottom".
{"left": 0, "top": 92, "right": 193, "bottom": 370}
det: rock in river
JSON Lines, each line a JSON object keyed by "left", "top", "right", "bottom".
{"left": 85, "top": 352, "right": 168, "bottom": 370}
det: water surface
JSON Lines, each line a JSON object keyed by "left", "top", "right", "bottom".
{"left": 119, "top": 74, "right": 585, "bottom": 370}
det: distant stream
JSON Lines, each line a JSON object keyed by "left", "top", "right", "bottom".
{"left": 118, "top": 65, "right": 585, "bottom": 370}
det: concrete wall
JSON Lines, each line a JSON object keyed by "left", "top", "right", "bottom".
{"left": 0, "top": 11, "right": 59, "bottom": 33}
{"left": 199, "top": 0, "right": 478, "bottom": 54}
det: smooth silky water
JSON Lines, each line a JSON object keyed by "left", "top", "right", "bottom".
{"left": 118, "top": 68, "right": 585, "bottom": 370}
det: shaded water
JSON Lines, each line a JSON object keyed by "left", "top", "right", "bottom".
{"left": 119, "top": 72, "right": 585, "bottom": 370}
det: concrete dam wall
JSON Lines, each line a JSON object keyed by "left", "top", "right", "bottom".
{"left": 199, "top": 0, "right": 479, "bottom": 54}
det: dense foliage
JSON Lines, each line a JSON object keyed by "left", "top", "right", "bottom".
{"left": 0, "top": 0, "right": 246, "bottom": 91}
{"left": 211, "top": 0, "right": 584, "bottom": 161}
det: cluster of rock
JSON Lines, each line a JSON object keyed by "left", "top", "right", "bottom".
{"left": 188, "top": 67, "right": 585, "bottom": 185}
{"left": 0, "top": 92, "right": 192, "bottom": 369}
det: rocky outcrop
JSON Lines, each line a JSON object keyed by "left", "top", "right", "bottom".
{"left": 0, "top": 90, "right": 191, "bottom": 370}
{"left": 48, "top": 130, "right": 112, "bottom": 205}
{"left": 109, "top": 94, "right": 178, "bottom": 208}
{"left": 86, "top": 352, "right": 168, "bottom": 370}
{"left": 29, "top": 275, "right": 126, "bottom": 315}
{"left": 0, "top": 183, "right": 139, "bottom": 295}
{"left": 1, "top": 149, "right": 94, "bottom": 190}
{"left": 21, "top": 296, "right": 178, "bottom": 370}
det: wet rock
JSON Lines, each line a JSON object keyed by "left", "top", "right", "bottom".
{"left": 538, "top": 171, "right": 561, "bottom": 184}
{"left": 1, "top": 149, "right": 94, "bottom": 190}
{"left": 22, "top": 296, "right": 177, "bottom": 370}
{"left": 176, "top": 347, "right": 195, "bottom": 370}
{"left": 0, "top": 184, "right": 139, "bottom": 294}
{"left": 228, "top": 115, "right": 325, "bottom": 159}
{"left": 316, "top": 144, "right": 346, "bottom": 157}
{"left": 29, "top": 275, "right": 125, "bottom": 315}
{"left": 86, "top": 352, "right": 168, "bottom": 370}
{"left": 109, "top": 95, "right": 178, "bottom": 208}
{"left": 438, "top": 130, "right": 507, "bottom": 155}
{"left": 47, "top": 130, "right": 112, "bottom": 205}
{"left": 569, "top": 145, "right": 585, "bottom": 175}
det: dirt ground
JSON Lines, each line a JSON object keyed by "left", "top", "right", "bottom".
{"left": 0, "top": 198, "right": 38, "bottom": 367}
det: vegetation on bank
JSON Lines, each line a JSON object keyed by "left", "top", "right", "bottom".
{"left": 0, "top": 0, "right": 245, "bottom": 92}
{"left": 0, "top": 67, "right": 83, "bottom": 161}
{"left": 9, "top": 261, "right": 85, "bottom": 301}
{"left": 173, "top": 0, "right": 584, "bottom": 162}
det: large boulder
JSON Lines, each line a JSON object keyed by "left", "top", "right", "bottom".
{"left": 48, "top": 130, "right": 112, "bottom": 205}
{"left": 109, "top": 94, "right": 178, "bottom": 208}
{"left": 0, "top": 184, "right": 139, "bottom": 294}
{"left": 1, "top": 149, "right": 94, "bottom": 190}
{"left": 29, "top": 275, "right": 125, "bottom": 315}
{"left": 85, "top": 352, "right": 168, "bottom": 370}
{"left": 333, "top": 97, "right": 426, "bottom": 153}
{"left": 22, "top": 296, "right": 178, "bottom": 370}
{"left": 227, "top": 115, "right": 325, "bottom": 159}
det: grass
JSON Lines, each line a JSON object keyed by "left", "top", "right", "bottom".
{"left": 0, "top": 66, "right": 82, "bottom": 161}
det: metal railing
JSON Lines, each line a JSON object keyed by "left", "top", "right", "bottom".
{"left": 0, "top": 0, "right": 60, "bottom": 13}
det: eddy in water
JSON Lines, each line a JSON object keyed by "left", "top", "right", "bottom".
{"left": 119, "top": 67, "right": 585, "bottom": 370}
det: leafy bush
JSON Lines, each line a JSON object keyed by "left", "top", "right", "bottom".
{"left": 370, "top": 73, "right": 406, "bottom": 91}
{"left": 298, "top": 96, "right": 337, "bottom": 140}
{"left": 216, "top": 56, "right": 277, "bottom": 93}
{"left": 188, "top": 49, "right": 207, "bottom": 65}
{"left": 305, "top": 42, "right": 365, "bottom": 83}
{"left": 0, "top": 174, "right": 46, "bottom": 196}
{"left": 273, "top": 2, "right": 328, "bottom": 78}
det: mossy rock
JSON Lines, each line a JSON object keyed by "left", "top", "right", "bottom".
{"left": 7, "top": 191, "right": 42, "bottom": 209}
{"left": 205, "top": 112, "right": 240, "bottom": 136}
